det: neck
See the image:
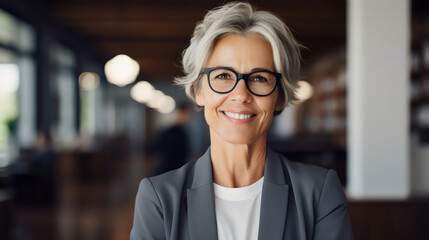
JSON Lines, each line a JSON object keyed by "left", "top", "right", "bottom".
{"left": 210, "top": 132, "right": 267, "bottom": 188}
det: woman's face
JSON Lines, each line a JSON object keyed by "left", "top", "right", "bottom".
{"left": 196, "top": 33, "right": 282, "bottom": 145}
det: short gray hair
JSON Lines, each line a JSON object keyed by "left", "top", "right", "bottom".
{"left": 175, "top": 1, "right": 302, "bottom": 110}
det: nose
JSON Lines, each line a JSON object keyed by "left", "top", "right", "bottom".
{"left": 230, "top": 78, "right": 252, "bottom": 104}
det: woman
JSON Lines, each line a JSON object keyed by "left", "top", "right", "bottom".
{"left": 130, "top": 2, "right": 354, "bottom": 240}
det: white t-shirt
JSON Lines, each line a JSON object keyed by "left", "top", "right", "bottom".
{"left": 213, "top": 177, "right": 264, "bottom": 240}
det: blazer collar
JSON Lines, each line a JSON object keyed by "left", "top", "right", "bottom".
{"left": 187, "top": 147, "right": 289, "bottom": 240}
{"left": 264, "top": 148, "right": 287, "bottom": 184}
{"left": 258, "top": 148, "right": 289, "bottom": 240}
{"left": 187, "top": 148, "right": 218, "bottom": 240}
{"left": 191, "top": 147, "right": 214, "bottom": 189}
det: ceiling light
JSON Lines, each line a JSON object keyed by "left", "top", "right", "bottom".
{"left": 130, "top": 81, "right": 155, "bottom": 103}
{"left": 155, "top": 95, "right": 176, "bottom": 114}
{"left": 145, "top": 90, "right": 166, "bottom": 108}
{"left": 296, "top": 80, "right": 314, "bottom": 103}
{"left": 104, "top": 54, "right": 139, "bottom": 87}
{"left": 78, "top": 72, "right": 100, "bottom": 91}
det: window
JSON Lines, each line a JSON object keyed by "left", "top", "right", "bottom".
{"left": 0, "top": 9, "right": 36, "bottom": 167}
{"left": 50, "top": 44, "right": 77, "bottom": 145}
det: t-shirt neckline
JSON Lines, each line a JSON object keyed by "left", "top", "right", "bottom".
{"left": 213, "top": 177, "right": 264, "bottom": 201}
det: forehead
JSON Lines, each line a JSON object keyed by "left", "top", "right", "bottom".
{"left": 206, "top": 33, "right": 274, "bottom": 70}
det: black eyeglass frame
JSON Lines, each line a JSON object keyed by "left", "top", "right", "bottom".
{"left": 201, "top": 67, "right": 281, "bottom": 97}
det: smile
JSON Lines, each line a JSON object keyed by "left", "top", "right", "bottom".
{"left": 223, "top": 111, "right": 256, "bottom": 120}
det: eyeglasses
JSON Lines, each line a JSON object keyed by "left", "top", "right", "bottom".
{"left": 201, "top": 67, "right": 281, "bottom": 96}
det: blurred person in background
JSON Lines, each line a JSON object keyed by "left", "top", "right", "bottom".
{"left": 33, "top": 130, "right": 56, "bottom": 204}
{"left": 13, "top": 130, "right": 56, "bottom": 206}
{"left": 131, "top": 2, "right": 354, "bottom": 239}
{"left": 154, "top": 103, "right": 192, "bottom": 175}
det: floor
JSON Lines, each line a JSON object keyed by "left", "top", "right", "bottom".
{"left": 7, "top": 152, "right": 149, "bottom": 240}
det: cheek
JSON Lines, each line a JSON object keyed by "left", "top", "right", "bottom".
{"left": 202, "top": 84, "right": 223, "bottom": 110}
{"left": 258, "top": 99, "right": 278, "bottom": 127}
{"left": 201, "top": 90, "right": 219, "bottom": 125}
{"left": 260, "top": 112, "right": 274, "bottom": 130}
{"left": 261, "top": 93, "right": 279, "bottom": 112}
{"left": 204, "top": 96, "right": 221, "bottom": 122}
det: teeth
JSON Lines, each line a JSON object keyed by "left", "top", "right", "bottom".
{"left": 224, "top": 111, "right": 254, "bottom": 120}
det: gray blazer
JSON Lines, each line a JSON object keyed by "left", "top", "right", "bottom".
{"left": 130, "top": 148, "right": 354, "bottom": 240}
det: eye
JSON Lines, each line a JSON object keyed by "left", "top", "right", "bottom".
{"left": 215, "top": 73, "right": 232, "bottom": 79}
{"left": 250, "top": 75, "right": 268, "bottom": 83}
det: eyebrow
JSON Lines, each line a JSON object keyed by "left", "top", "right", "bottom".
{"left": 214, "top": 66, "right": 274, "bottom": 73}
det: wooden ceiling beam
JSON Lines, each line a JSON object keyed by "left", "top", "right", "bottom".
{"left": 53, "top": 4, "right": 344, "bottom": 23}
{"left": 53, "top": 6, "right": 207, "bottom": 22}
{"left": 59, "top": 21, "right": 344, "bottom": 41}
{"left": 97, "top": 39, "right": 187, "bottom": 59}
{"left": 134, "top": 57, "right": 182, "bottom": 81}
{"left": 61, "top": 20, "right": 196, "bottom": 39}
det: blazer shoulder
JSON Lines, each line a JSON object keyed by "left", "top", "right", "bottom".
{"left": 132, "top": 160, "right": 199, "bottom": 240}
{"left": 144, "top": 160, "right": 197, "bottom": 198}
{"left": 280, "top": 154, "right": 330, "bottom": 180}
{"left": 277, "top": 153, "right": 337, "bottom": 196}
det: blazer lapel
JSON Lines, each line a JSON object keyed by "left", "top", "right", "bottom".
{"left": 187, "top": 148, "right": 218, "bottom": 240}
{"left": 258, "top": 149, "right": 289, "bottom": 240}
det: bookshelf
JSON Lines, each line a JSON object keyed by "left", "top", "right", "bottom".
{"left": 297, "top": 51, "right": 347, "bottom": 148}
{"left": 411, "top": 16, "right": 429, "bottom": 143}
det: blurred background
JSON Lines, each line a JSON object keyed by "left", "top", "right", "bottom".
{"left": 0, "top": 0, "right": 428, "bottom": 239}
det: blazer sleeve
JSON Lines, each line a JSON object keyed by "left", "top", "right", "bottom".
{"left": 312, "top": 170, "right": 355, "bottom": 240}
{"left": 130, "top": 178, "right": 166, "bottom": 240}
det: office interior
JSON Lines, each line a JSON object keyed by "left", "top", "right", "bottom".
{"left": 0, "top": 0, "right": 428, "bottom": 239}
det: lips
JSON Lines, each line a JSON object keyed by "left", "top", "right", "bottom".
{"left": 223, "top": 111, "right": 256, "bottom": 120}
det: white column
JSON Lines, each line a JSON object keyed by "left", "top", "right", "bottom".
{"left": 347, "top": 0, "right": 410, "bottom": 199}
